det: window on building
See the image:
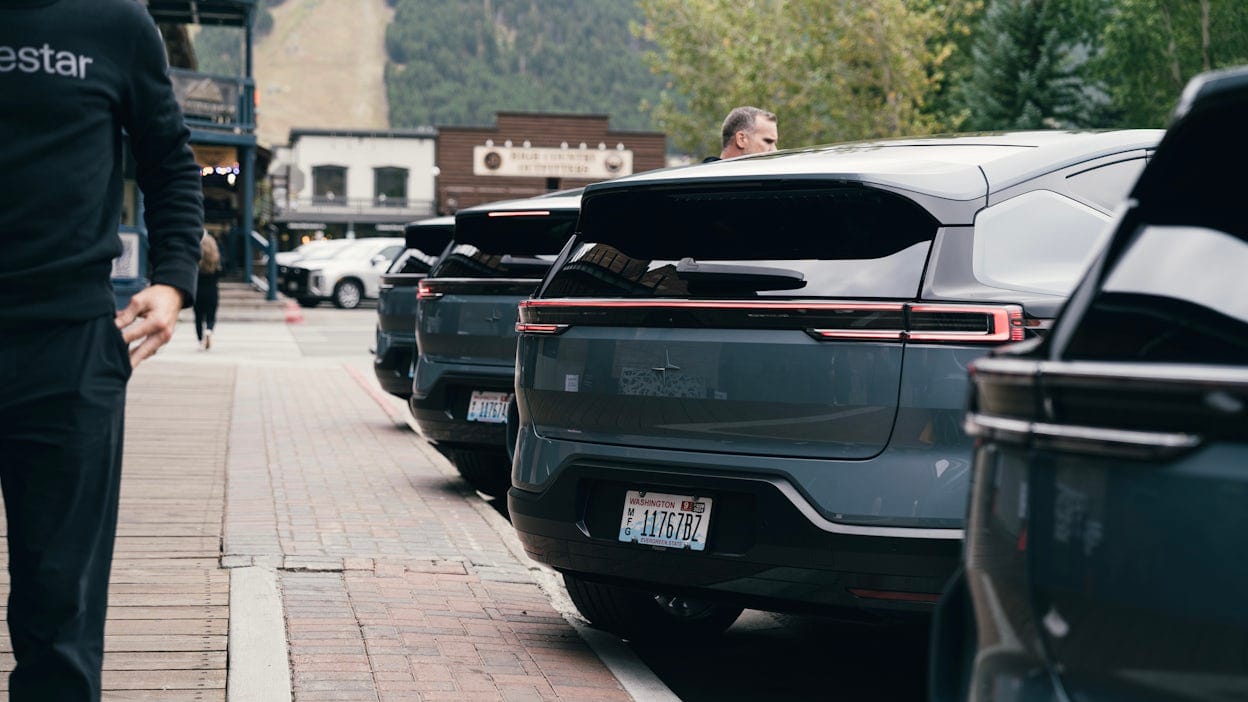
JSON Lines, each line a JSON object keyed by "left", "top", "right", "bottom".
{"left": 312, "top": 165, "right": 347, "bottom": 204}
{"left": 374, "top": 167, "right": 408, "bottom": 207}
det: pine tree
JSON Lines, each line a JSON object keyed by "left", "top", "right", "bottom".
{"left": 958, "top": 0, "right": 1095, "bottom": 130}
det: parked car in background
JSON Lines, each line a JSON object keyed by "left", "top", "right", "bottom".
{"left": 410, "top": 190, "right": 582, "bottom": 496}
{"left": 373, "top": 217, "right": 454, "bottom": 399}
{"left": 281, "top": 237, "right": 405, "bottom": 309}
{"left": 508, "top": 130, "right": 1161, "bottom": 640}
{"left": 931, "top": 67, "right": 1248, "bottom": 702}
{"left": 275, "top": 239, "right": 338, "bottom": 267}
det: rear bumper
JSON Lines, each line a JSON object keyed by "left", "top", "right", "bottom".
{"left": 409, "top": 359, "right": 515, "bottom": 450}
{"left": 373, "top": 329, "right": 416, "bottom": 398}
{"left": 508, "top": 431, "right": 961, "bottom": 616}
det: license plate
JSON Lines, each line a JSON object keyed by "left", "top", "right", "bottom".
{"left": 618, "top": 490, "right": 712, "bottom": 551}
{"left": 466, "top": 390, "right": 510, "bottom": 423}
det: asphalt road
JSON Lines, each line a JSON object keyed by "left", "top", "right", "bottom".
{"left": 631, "top": 610, "right": 930, "bottom": 701}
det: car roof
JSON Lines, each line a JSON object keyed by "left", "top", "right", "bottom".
{"left": 455, "top": 191, "right": 582, "bottom": 215}
{"left": 585, "top": 130, "right": 1163, "bottom": 202}
{"left": 407, "top": 215, "right": 455, "bottom": 229}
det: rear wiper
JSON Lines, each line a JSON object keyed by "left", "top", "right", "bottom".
{"left": 676, "top": 258, "right": 806, "bottom": 292}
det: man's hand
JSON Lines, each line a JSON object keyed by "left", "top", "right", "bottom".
{"left": 115, "top": 284, "right": 185, "bottom": 368}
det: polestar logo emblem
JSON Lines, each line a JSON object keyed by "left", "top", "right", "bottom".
{"left": 651, "top": 349, "right": 681, "bottom": 381}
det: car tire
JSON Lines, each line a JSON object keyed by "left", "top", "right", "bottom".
{"left": 332, "top": 279, "right": 363, "bottom": 309}
{"left": 297, "top": 298, "right": 320, "bottom": 308}
{"left": 448, "top": 449, "right": 510, "bottom": 498}
{"left": 563, "top": 574, "right": 743, "bottom": 640}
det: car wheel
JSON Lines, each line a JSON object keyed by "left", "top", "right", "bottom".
{"left": 332, "top": 280, "right": 362, "bottom": 309}
{"left": 448, "top": 449, "right": 510, "bottom": 498}
{"left": 297, "top": 298, "right": 320, "bottom": 308}
{"left": 563, "top": 574, "right": 743, "bottom": 640}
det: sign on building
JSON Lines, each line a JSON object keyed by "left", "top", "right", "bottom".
{"left": 472, "top": 145, "right": 633, "bottom": 179}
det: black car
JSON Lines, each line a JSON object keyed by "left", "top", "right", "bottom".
{"left": 409, "top": 191, "right": 581, "bottom": 495}
{"left": 508, "top": 130, "right": 1161, "bottom": 639}
{"left": 932, "top": 67, "right": 1248, "bottom": 702}
{"left": 373, "top": 216, "right": 454, "bottom": 399}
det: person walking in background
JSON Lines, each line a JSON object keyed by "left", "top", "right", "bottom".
{"left": 704, "top": 106, "right": 780, "bottom": 162}
{"left": 0, "top": 1, "right": 203, "bottom": 698}
{"left": 195, "top": 232, "right": 222, "bottom": 350}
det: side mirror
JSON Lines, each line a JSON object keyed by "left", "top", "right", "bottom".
{"left": 371, "top": 254, "right": 388, "bottom": 266}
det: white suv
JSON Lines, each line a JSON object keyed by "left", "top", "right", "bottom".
{"left": 282, "top": 238, "right": 405, "bottom": 309}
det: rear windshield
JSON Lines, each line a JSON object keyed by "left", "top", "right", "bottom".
{"left": 387, "top": 248, "right": 437, "bottom": 275}
{"left": 430, "top": 211, "right": 577, "bottom": 279}
{"left": 541, "top": 184, "right": 937, "bottom": 299}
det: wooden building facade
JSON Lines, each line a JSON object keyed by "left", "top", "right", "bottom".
{"left": 436, "top": 112, "right": 667, "bottom": 213}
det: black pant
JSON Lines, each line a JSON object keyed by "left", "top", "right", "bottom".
{"left": 194, "top": 275, "right": 219, "bottom": 341}
{"left": 0, "top": 315, "right": 130, "bottom": 700}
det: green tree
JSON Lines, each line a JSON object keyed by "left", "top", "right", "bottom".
{"left": 385, "top": 0, "right": 664, "bottom": 131}
{"left": 637, "top": 0, "right": 974, "bottom": 156}
{"left": 1096, "top": 0, "right": 1248, "bottom": 126}
{"left": 957, "top": 0, "right": 1102, "bottom": 130}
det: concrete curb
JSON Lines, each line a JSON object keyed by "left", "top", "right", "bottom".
{"left": 227, "top": 566, "right": 293, "bottom": 702}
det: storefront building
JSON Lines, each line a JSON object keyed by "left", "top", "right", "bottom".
{"left": 269, "top": 128, "right": 438, "bottom": 250}
{"left": 436, "top": 112, "right": 666, "bottom": 213}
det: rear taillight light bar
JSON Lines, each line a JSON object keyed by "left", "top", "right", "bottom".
{"left": 416, "top": 280, "right": 442, "bottom": 300}
{"left": 514, "top": 323, "right": 568, "bottom": 334}
{"left": 487, "top": 210, "right": 551, "bottom": 218}
{"left": 517, "top": 299, "right": 1030, "bottom": 344}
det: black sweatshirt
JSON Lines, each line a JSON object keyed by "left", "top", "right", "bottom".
{"left": 0, "top": 0, "right": 203, "bottom": 326}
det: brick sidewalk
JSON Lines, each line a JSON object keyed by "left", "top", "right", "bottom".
{"left": 222, "top": 362, "right": 632, "bottom": 701}
{"left": 0, "top": 353, "right": 636, "bottom": 700}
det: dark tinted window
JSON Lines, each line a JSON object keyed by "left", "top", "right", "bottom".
{"left": 1065, "top": 225, "right": 1248, "bottom": 364}
{"left": 387, "top": 249, "right": 434, "bottom": 275}
{"left": 543, "top": 184, "right": 936, "bottom": 299}
{"left": 312, "top": 165, "right": 346, "bottom": 204}
{"left": 430, "top": 211, "right": 576, "bottom": 279}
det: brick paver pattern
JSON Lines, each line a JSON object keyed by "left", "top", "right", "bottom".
{"left": 223, "top": 363, "right": 630, "bottom": 701}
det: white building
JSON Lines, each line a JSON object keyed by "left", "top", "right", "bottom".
{"left": 270, "top": 128, "right": 438, "bottom": 246}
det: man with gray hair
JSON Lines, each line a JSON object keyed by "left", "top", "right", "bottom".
{"left": 707, "top": 106, "right": 778, "bottom": 161}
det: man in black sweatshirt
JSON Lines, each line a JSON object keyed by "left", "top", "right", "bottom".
{"left": 0, "top": 1, "right": 203, "bottom": 698}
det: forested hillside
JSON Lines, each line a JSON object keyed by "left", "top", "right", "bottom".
{"left": 384, "top": 0, "right": 665, "bottom": 131}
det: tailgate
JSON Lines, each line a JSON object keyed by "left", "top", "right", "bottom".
{"left": 519, "top": 304, "right": 904, "bottom": 459}
{"left": 377, "top": 273, "right": 423, "bottom": 334}
{"left": 416, "top": 279, "right": 539, "bottom": 366}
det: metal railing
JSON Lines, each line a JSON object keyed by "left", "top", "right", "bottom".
{"left": 170, "top": 68, "right": 255, "bottom": 132}
{"left": 274, "top": 197, "right": 437, "bottom": 219}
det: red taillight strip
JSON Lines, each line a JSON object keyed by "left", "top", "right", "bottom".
{"left": 518, "top": 299, "right": 1028, "bottom": 345}
{"left": 811, "top": 329, "right": 905, "bottom": 340}
{"left": 416, "top": 281, "right": 441, "bottom": 300}
{"left": 487, "top": 210, "right": 551, "bottom": 217}
{"left": 515, "top": 322, "right": 568, "bottom": 335}
{"left": 848, "top": 588, "right": 941, "bottom": 604}
{"left": 907, "top": 304, "right": 1024, "bottom": 343}
{"left": 521, "top": 298, "right": 906, "bottom": 312}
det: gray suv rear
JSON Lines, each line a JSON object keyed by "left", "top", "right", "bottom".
{"left": 509, "top": 131, "right": 1161, "bottom": 638}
